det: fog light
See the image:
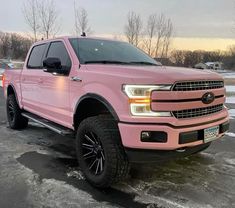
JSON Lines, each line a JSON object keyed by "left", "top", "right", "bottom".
{"left": 141, "top": 131, "right": 167, "bottom": 143}
{"left": 141, "top": 131, "right": 151, "bottom": 139}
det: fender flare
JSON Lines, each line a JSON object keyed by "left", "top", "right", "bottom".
{"left": 7, "top": 84, "right": 20, "bottom": 107}
{"left": 74, "top": 93, "right": 120, "bottom": 121}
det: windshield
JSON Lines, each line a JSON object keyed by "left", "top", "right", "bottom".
{"left": 69, "top": 38, "right": 160, "bottom": 66}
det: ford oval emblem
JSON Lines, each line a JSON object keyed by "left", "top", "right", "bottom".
{"left": 202, "top": 92, "right": 215, "bottom": 104}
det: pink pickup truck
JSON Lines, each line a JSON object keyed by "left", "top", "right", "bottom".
{"left": 3, "top": 36, "right": 229, "bottom": 187}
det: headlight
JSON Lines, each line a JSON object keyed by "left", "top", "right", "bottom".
{"left": 123, "top": 85, "right": 172, "bottom": 117}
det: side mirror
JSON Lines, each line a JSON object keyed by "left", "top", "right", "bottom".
{"left": 43, "top": 57, "right": 62, "bottom": 73}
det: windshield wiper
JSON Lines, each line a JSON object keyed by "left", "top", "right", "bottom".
{"left": 129, "top": 61, "right": 160, "bottom": 66}
{"left": 84, "top": 60, "right": 130, "bottom": 65}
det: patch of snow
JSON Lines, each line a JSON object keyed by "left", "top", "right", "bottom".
{"left": 225, "top": 132, "right": 235, "bottom": 137}
{"left": 135, "top": 194, "right": 186, "bottom": 208}
{"left": 224, "top": 75, "right": 235, "bottom": 78}
{"left": 27, "top": 178, "right": 114, "bottom": 208}
{"left": 36, "top": 149, "right": 53, "bottom": 155}
{"left": 67, "top": 169, "right": 85, "bottom": 180}
{"left": 222, "top": 73, "right": 235, "bottom": 78}
{"left": 228, "top": 109, "right": 235, "bottom": 117}
{"left": 226, "top": 97, "right": 235, "bottom": 104}
{"left": 226, "top": 86, "right": 235, "bottom": 92}
{"left": 36, "top": 148, "right": 74, "bottom": 159}
{"left": 224, "top": 158, "right": 235, "bottom": 166}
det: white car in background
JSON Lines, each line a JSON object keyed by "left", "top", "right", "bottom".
{"left": 0, "top": 60, "right": 24, "bottom": 87}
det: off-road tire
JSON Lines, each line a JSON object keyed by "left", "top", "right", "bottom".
{"left": 76, "top": 115, "right": 130, "bottom": 188}
{"left": 6, "top": 94, "right": 28, "bottom": 129}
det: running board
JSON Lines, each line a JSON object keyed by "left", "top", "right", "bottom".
{"left": 22, "top": 112, "right": 74, "bottom": 136}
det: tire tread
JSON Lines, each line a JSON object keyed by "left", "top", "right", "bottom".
{"left": 76, "top": 115, "right": 129, "bottom": 188}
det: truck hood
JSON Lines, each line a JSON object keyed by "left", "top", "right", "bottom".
{"left": 84, "top": 64, "right": 223, "bottom": 84}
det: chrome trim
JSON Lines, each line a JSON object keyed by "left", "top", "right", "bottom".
{"left": 70, "top": 76, "right": 82, "bottom": 82}
{"left": 22, "top": 113, "right": 73, "bottom": 135}
{"left": 172, "top": 80, "right": 224, "bottom": 91}
{"left": 173, "top": 104, "right": 224, "bottom": 119}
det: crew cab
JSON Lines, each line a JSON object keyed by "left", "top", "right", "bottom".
{"left": 3, "top": 36, "right": 229, "bottom": 187}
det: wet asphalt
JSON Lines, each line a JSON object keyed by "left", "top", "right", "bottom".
{"left": 0, "top": 88, "right": 235, "bottom": 208}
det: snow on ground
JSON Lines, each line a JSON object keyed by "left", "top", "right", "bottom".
{"left": 229, "top": 109, "right": 235, "bottom": 116}
{"left": 226, "top": 85, "right": 235, "bottom": 92}
{"left": 225, "top": 132, "right": 235, "bottom": 137}
{"left": 226, "top": 97, "right": 235, "bottom": 104}
{"left": 222, "top": 74, "right": 235, "bottom": 79}
{"left": 228, "top": 109, "right": 235, "bottom": 120}
{"left": 225, "top": 85, "right": 235, "bottom": 104}
{"left": 220, "top": 71, "right": 235, "bottom": 79}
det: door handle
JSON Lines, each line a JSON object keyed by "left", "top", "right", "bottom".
{"left": 70, "top": 77, "right": 82, "bottom": 82}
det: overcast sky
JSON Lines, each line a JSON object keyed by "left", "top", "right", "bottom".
{"left": 0, "top": 0, "right": 234, "bottom": 49}
{"left": 0, "top": 0, "right": 235, "bottom": 50}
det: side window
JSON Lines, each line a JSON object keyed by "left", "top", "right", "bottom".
{"left": 27, "top": 44, "right": 46, "bottom": 69}
{"left": 46, "top": 41, "right": 71, "bottom": 72}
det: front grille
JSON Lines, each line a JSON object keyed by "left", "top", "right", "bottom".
{"left": 173, "top": 80, "right": 224, "bottom": 91}
{"left": 173, "top": 104, "right": 224, "bottom": 119}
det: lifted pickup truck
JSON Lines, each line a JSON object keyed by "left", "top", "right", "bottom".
{"left": 3, "top": 36, "right": 229, "bottom": 187}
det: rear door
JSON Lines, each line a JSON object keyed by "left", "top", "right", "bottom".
{"left": 21, "top": 43, "right": 48, "bottom": 112}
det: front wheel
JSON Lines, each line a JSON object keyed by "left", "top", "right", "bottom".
{"left": 76, "top": 116, "right": 129, "bottom": 188}
{"left": 6, "top": 94, "right": 28, "bottom": 129}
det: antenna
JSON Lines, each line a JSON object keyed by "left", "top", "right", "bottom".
{"left": 81, "top": 32, "right": 86, "bottom": 37}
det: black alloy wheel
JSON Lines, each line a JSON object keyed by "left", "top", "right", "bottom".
{"left": 6, "top": 94, "right": 28, "bottom": 129}
{"left": 76, "top": 115, "right": 130, "bottom": 188}
{"left": 81, "top": 131, "right": 105, "bottom": 175}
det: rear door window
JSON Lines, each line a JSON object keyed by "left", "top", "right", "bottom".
{"left": 27, "top": 44, "right": 47, "bottom": 69}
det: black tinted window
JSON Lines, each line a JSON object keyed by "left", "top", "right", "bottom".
{"left": 46, "top": 41, "right": 71, "bottom": 69}
{"left": 69, "top": 38, "right": 159, "bottom": 66}
{"left": 27, "top": 44, "right": 46, "bottom": 68}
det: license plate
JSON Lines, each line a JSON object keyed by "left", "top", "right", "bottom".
{"left": 204, "top": 126, "right": 219, "bottom": 143}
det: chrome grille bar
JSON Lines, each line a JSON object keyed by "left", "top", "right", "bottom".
{"left": 173, "top": 104, "right": 223, "bottom": 119}
{"left": 173, "top": 80, "right": 224, "bottom": 91}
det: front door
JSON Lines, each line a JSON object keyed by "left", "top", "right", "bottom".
{"left": 37, "top": 41, "right": 72, "bottom": 128}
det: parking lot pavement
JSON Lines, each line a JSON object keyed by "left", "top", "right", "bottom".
{"left": 0, "top": 87, "right": 235, "bottom": 208}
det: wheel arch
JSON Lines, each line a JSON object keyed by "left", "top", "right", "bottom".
{"left": 73, "top": 93, "right": 119, "bottom": 129}
{"left": 7, "top": 84, "right": 20, "bottom": 106}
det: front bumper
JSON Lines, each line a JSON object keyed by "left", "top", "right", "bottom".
{"left": 125, "top": 143, "right": 211, "bottom": 163}
{"left": 118, "top": 116, "right": 229, "bottom": 151}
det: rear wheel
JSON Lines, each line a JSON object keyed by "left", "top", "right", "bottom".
{"left": 76, "top": 116, "right": 129, "bottom": 188}
{"left": 6, "top": 94, "right": 28, "bottom": 129}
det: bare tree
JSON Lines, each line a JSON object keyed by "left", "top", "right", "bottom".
{"left": 74, "top": 1, "right": 91, "bottom": 36}
{"left": 144, "top": 14, "right": 157, "bottom": 56}
{"left": 160, "top": 18, "right": 173, "bottom": 58}
{"left": 0, "top": 33, "right": 11, "bottom": 58}
{"left": 170, "top": 50, "right": 185, "bottom": 66}
{"left": 154, "top": 14, "right": 173, "bottom": 58}
{"left": 154, "top": 14, "right": 165, "bottom": 57}
{"left": 22, "top": 0, "right": 40, "bottom": 42}
{"left": 0, "top": 32, "right": 32, "bottom": 60}
{"left": 124, "top": 11, "right": 142, "bottom": 47}
{"left": 38, "top": 0, "right": 60, "bottom": 39}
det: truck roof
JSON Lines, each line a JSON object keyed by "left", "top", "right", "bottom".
{"left": 33, "top": 36, "right": 121, "bottom": 46}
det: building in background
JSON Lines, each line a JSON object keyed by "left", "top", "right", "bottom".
{"left": 194, "top": 62, "right": 224, "bottom": 70}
